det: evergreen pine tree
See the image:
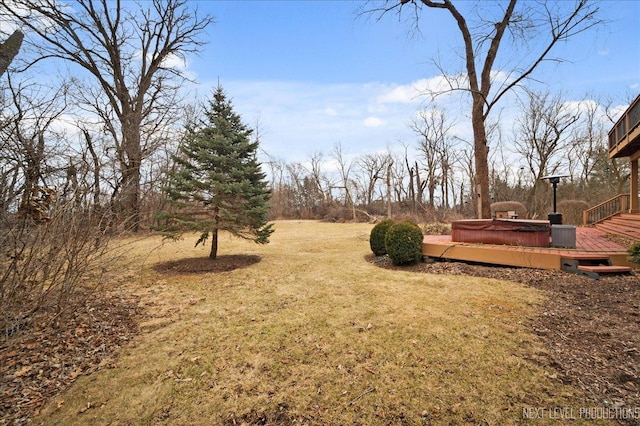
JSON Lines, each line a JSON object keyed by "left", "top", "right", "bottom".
{"left": 161, "top": 85, "right": 274, "bottom": 259}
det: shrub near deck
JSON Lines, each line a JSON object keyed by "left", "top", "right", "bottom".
{"left": 385, "top": 221, "right": 424, "bottom": 265}
{"left": 369, "top": 219, "right": 394, "bottom": 256}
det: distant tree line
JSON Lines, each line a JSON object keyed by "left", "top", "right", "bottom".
{"left": 264, "top": 90, "right": 629, "bottom": 223}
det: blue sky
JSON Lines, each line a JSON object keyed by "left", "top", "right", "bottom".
{"left": 186, "top": 1, "right": 639, "bottom": 163}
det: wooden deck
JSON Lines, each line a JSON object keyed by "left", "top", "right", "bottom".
{"left": 422, "top": 227, "right": 635, "bottom": 272}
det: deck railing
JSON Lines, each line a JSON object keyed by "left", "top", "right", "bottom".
{"left": 609, "top": 94, "right": 640, "bottom": 154}
{"left": 582, "top": 194, "right": 630, "bottom": 225}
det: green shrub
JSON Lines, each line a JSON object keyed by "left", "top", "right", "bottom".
{"left": 628, "top": 242, "right": 640, "bottom": 264}
{"left": 385, "top": 221, "right": 424, "bottom": 266}
{"left": 369, "top": 219, "right": 394, "bottom": 256}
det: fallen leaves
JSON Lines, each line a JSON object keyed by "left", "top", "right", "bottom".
{"left": 13, "top": 365, "right": 32, "bottom": 378}
{"left": 0, "top": 290, "right": 142, "bottom": 424}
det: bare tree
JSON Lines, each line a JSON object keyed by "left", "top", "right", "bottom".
{"left": 457, "top": 141, "right": 476, "bottom": 216}
{"left": 369, "top": 0, "right": 601, "bottom": 218}
{"left": 411, "top": 108, "right": 454, "bottom": 209}
{"left": 398, "top": 142, "right": 423, "bottom": 215}
{"left": 0, "top": 75, "right": 68, "bottom": 221}
{"left": 358, "top": 152, "right": 390, "bottom": 207}
{"left": 404, "top": 157, "right": 417, "bottom": 213}
{"left": 438, "top": 134, "right": 458, "bottom": 210}
{"left": 567, "top": 97, "right": 607, "bottom": 193}
{"left": 307, "top": 151, "right": 333, "bottom": 204}
{"left": 514, "top": 90, "right": 580, "bottom": 217}
{"left": 386, "top": 156, "right": 394, "bottom": 218}
{"left": 286, "top": 161, "right": 313, "bottom": 219}
{"left": 262, "top": 153, "right": 288, "bottom": 218}
{"left": 1, "top": 0, "right": 213, "bottom": 230}
{"left": 331, "top": 143, "right": 358, "bottom": 221}
{"left": 490, "top": 138, "right": 517, "bottom": 202}
{"left": 586, "top": 145, "right": 629, "bottom": 203}
{"left": 389, "top": 149, "right": 409, "bottom": 206}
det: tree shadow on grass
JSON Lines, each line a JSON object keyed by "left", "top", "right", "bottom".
{"left": 153, "top": 254, "right": 261, "bottom": 275}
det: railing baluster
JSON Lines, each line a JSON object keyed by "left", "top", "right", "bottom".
{"left": 582, "top": 194, "right": 631, "bottom": 225}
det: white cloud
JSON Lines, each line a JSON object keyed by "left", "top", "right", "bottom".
{"left": 609, "top": 104, "right": 629, "bottom": 123}
{"left": 376, "top": 76, "right": 467, "bottom": 104}
{"left": 375, "top": 71, "right": 515, "bottom": 106}
{"left": 161, "top": 53, "right": 188, "bottom": 70}
{"left": 186, "top": 75, "right": 626, "bottom": 165}
{"left": 376, "top": 83, "right": 420, "bottom": 104}
{"left": 363, "top": 116, "right": 386, "bottom": 127}
{"left": 187, "top": 79, "right": 419, "bottom": 161}
{"left": 367, "top": 104, "right": 387, "bottom": 114}
{"left": 562, "top": 99, "right": 595, "bottom": 116}
{"left": 49, "top": 112, "right": 80, "bottom": 136}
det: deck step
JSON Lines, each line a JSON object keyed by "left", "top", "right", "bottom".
{"left": 595, "top": 222, "right": 640, "bottom": 240}
{"left": 594, "top": 213, "right": 640, "bottom": 241}
{"left": 577, "top": 265, "right": 633, "bottom": 274}
{"left": 618, "top": 213, "right": 640, "bottom": 221}
{"left": 560, "top": 256, "right": 633, "bottom": 279}
{"left": 610, "top": 217, "right": 640, "bottom": 230}
{"left": 561, "top": 253, "right": 612, "bottom": 261}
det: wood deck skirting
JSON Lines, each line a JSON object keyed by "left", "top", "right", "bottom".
{"left": 422, "top": 227, "right": 635, "bottom": 271}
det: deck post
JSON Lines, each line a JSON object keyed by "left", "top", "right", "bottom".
{"left": 631, "top": 159, "right": 639, "bottom": 213}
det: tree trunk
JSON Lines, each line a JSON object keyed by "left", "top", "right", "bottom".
{"left": 118, "top": 113, "right": 142, "bottom": 231}
{"left": 83, "top": 129, "right": 102, "bottom": 214}
{"left": 0, "top": 30, "right": 23, "bottom": 77}
{"left": 209, "top": 228, "right": 219, "bottom": 259}
{"left": 386, "top": 161, "right": 393, "bottom": 219}
{"left": 407, "top": 161, "right": 415, "bottom": 214}
{"left": 346, "top": 187, "right": 357, "bottom": 222}
{"left": 18, "top": 132, "right": 45, "bottom": 220}
{"left": 415, "top": 161, "right": 423, "bottom": 213}
{"left": 119, "top": 162, "right": 141, "bottom": 230}
{"left": 472, "top": 96, "right": 491, "bottom": 218}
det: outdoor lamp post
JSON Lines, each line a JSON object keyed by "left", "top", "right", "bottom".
{"left": 541, "top": 174, "right": 568, "bottom": 224}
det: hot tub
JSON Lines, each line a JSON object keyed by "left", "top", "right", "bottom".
{"left": 451, "top": 219, "right": 551, "bottom": 247}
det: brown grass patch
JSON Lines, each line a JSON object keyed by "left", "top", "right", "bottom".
{"left": 28, "top": 221, "right": 606, "bottom": 425}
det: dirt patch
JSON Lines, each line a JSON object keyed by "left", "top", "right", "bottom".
{"left": 222, "top": 402, "right": 296, "bottom": 426}
{"left": 153, "top": 254, "right": 261, "bottom": 274}
{"left": 369, "top": 254, "right": 640, "bottom": 423}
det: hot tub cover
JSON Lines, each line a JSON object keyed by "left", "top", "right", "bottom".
{"left": 451, "top": 219, "right": 551, "bottom": 247}
{"left": 451, "top": 219, "right": 550, "bottom": 232}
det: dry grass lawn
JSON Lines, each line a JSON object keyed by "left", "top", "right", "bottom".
{"left": 36, "top": 221, "right": 594, "bottom": 425}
